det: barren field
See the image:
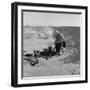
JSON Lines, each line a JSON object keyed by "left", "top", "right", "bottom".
{"left": 23, "top": 26, "right": 80, "bottom": 77}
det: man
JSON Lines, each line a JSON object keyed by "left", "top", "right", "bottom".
{"left": 54, "top": 30, "right": 66, "bottom": 56}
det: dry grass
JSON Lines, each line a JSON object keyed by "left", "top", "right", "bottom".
{"left": 23, "top": 26, "right": 80, "bottom": 77}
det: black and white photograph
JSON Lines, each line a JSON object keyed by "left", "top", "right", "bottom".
{"left": 11, "top": 2, "right": 88, "bottom": 87}
{"left": 23, "top": 11, "right": 80, "bottom": 77}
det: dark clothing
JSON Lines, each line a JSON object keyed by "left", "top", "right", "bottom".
{"left": 54, "top": 32, "right": 66, "bottom": 55}
{"left": 62, "top": 41, "right": 66, "bottom": 48}
{"left": 55, "top": 33, "right": 63, "bottom": 43}
{"left": 55, "top": 43, "right": 62, "bottom": 55}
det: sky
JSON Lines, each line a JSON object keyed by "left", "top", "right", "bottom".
{"left": 23, "top": 11, "right": 81, "bottom": 26}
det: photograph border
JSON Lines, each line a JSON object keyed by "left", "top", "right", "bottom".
{"left": 11, "top": 2, "right": 88, "bottom": 87}
{"left": 21, "top": 9, "right": 82, "bottom": 78}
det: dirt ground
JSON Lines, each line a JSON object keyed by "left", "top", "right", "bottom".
{"left": 23, "top": 49, "right": 80, "bottom": 77}
{"left": 23, "top": 26, "right": 80, "bottom": 77}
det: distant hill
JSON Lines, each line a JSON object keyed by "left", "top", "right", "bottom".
{"left": 23, "top": 26, "right": 80, "bottom": 45}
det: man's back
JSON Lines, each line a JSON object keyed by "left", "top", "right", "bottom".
{"left": 55, "top": 33, "right": 63, "bottom": 44}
